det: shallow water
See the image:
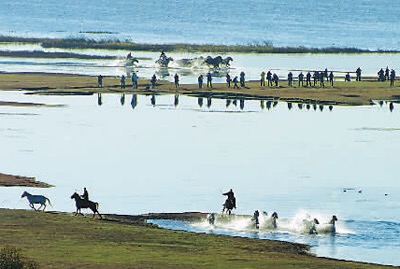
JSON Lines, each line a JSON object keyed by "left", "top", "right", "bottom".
{"left": 1, "top": 91, "right": 400, "bottom": 265}
{"left": 0, "top": 0, "right": 399, "bottom": 50}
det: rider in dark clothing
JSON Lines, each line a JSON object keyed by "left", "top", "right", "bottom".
{"left": 82, "top": 187, "right": 89, "bottom": 201}
{"left": 223, "top": 189, "right": 236, "bottom": 208}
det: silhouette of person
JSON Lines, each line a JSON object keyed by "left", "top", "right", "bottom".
{"left": 174, "top": 73, "right": 179, "bottom": 88}
{"left": 298, "top": 72, "right": 304, "bottom": 87}
{"left": 233, "top": 76, "right": 239, "bottom": 89}
{"left": 356, "top": 67, "right": 362, "bottom": 81}
{"left": 206, "top": 72, "right": 212, "bottom": 88}
{"left": 240, "top": 71, "right": 245, "bottom": 87}
{"left": 390, "top": 69, "right": 396, "bottom": 86}
{"left": 223, "top": 189, "right": 236, "bottom": 208}
{"left": 345, "top": 72, "right": 351, "bottom": 82}
{"left": 226, "top": 74, "right": 231, "bottom": 88}
{"left": 82, "top": 187, "right": 89, "bottom": 201}
{"left": 97, "top": 75, "right": 103, "bottom": 88}
{"left": 329, "top": 71, "right": 334, "bottom": 86}
{"left": 198, "top": 74, "right": 204, "bottom": 89}
{"left": 151, "top": 74, "right": 157, "bottom": 89}
{"left": 287, "top": 72, "right": 293, "bottom": 87}
{"left": 260, "top": 71, "right": 266, "bottom": 86}
{"left": 385, "top": 66, "right": 390, "bottom": 81}
{"left": 273, "top": 73, "right": 279, "bottom": 87}
{"left": 306, "top": 72, "right": 312, "bottom": 87}
{"left": 131, "top": 72, "right": 138, "bottom": 89}
{"left": 120, "top": 75, "right": 126, "bottom": 89}
{"left": 266, "top": 71, "right": 272, "bottom": 87}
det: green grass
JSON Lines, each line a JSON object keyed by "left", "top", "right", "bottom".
{"left": 0, "top": 209, "right": 394, "bottom": 268}
{"left": 1, "top": 35, "right": 400, "bottom": 54}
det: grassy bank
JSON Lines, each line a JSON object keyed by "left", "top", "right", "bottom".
{"left": 0, "top": 209, "right": 393, "bottom": 268}
{"left": 0, "top": 73, "right": 399, "bottom": 106}
{"left": 1, "top": 36, "right": 400, "bottom": 53}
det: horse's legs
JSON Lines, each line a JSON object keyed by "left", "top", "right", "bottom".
{"left": 30, "top": 203, "right": 36, "bottom": 210}
{"left": 42, "top": 203, "right": 46, "bottom": 211}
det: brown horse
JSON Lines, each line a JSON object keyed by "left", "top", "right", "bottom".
{"left": 70, "top": 192, "right": 102, "bottom": 219}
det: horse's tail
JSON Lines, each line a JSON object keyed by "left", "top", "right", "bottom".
{"left": 46, "top": 197, "right": 52, "bottom": 207}
{"left": 95, "top": 202, "right": 99, "bottom": 211}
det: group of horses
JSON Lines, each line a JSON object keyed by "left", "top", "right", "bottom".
{"left": 21, "top": 191, "right": 102, "bottom": 219}
{"left": 215, "top": 195, "right": 337, "bottom": 234}
{"left": 127, "top": 52, "right": 233, "bottom": 69}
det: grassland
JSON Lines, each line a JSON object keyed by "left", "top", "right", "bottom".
{"left": 0, "top": 209, "right": 394, "bottom": 269}
{"left": 0, "top": 73, "right": 399, "bottom": 106}
{"left": 1, "top": 36, "right": 400, "bottom": 53}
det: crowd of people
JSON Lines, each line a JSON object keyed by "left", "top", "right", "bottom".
{"left": 96, "top": 65, "right": 396, "bottom": 91}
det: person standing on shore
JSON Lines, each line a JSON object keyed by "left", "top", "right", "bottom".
{"left": 120, "top": 75, "right": 126, "bottom": 89}
{"left": 260, "top": 71, "right": 266, "bottom": 86}
{"left": 273, "top": 73, "right": 279, "bottom": 87}
{"left": 151, "top": 74, "right": 157, "bottom": 89}
{"left": 240, "top": 71, "right": 245, "bottom": 87}
{"left": 329, "top": 71, "right": 334, "bottom": 86}
{"left": 97, "top": 75, "right": 103, "bottom": 88}
{"left": 198, "top": 74, "right": 204, "bottom": 89}
{"left": 390, "top": 69, "right": 396, "bottom": 86}
{"left": 132, "top": 72, "right": 138, "bottom": 89}
{"left": 306, "top": 72, "right": 311, "bottom": 87}
{"left": 385, "top": 66, "right": 390, "bottom": 81}
{"left": 298, "top": 72, "right": 304, "bottom": 87}
{"left": 356, "top": 67, "right": 362, "bottom": 81}
{"left": 206, "top": 72, "right": 212, "bottom": 88}
{"left": 287, "top": 72, "right": 293, "bottom": 87}
{"left": 226, "top": 73, "right": 231, "bottom": 88}
{"left": 233, "top": 76, "right": 239, "bottom": 89}
{"left": 174, "top": 73, "right": 179, "bottom": 88}
{"left": 267, "top": 71, "right": 272, "bottom": 87}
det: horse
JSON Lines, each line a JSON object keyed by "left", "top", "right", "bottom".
{"left": 70, "top": 192, "right": 102, "bottom": 219}
{"left": 125, "top": 57, "right": 139, "bottom": 66}
{"left": 251, "top": 210, "right": 260, "bottom": 229}
{"left": 303, "top": 218, "right": 319, "bottom": 234}
{"left": 316, "top": 215, "right": 338, "bottom": 234}
{"left": 221, "top": 56, "right": 233, "bottom": 67}
{"left": 207, "top": 213, "right": 216, "bottom": 225}
{"left": 222, "top": 198, "right": 235, "bottom": 215}
{"left": 175, "top": 56, "right": 204, "bottom": 67}
{"left": 259, "top": 211, "right": 278, "bottom": 229}
{"left": 156, "top": 57, "right": 174, "bottom": 67}
{"left": 204, "top": 56, "right": 223, "bottom": 69}
{"left": 21, "top": 191, "right": 52, "bottom": 211}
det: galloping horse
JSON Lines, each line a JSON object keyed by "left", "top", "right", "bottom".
{"left": 222, "top": 198, "right": 235, "bottom": 215}
{"left": 156, "top": 56, "right": 174, "bottom": 68}
{"left": 21, "top": 191, "right": 52, "bottom": 211}
{"left": 221, "top": 56, "right": 233, "bottom": 67}
{"left": 204, "top": 56, "right": 223, "bottom": 69}
{"left": 70, "top": 192, "right": 102, "bottom": 219}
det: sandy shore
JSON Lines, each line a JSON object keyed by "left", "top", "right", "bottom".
{"left": 0, "top": 172, "right": 52, "bottom": 187}
{"left": 0, "top": 72, "right": 399, "bottom": 106}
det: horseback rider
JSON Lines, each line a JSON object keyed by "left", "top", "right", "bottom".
{"left": 223, "top": 189, "right": 236, "bottom": 208}
{"left": 82, "top": 187, "right": 89, "bottom": 201}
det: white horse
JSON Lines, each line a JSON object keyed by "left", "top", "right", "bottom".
{"left": 156, "top": 56, "right": 174, "bottom": 67}
{"left": 316, "top": 215, "right": 338, "bottom": 234}
{"left": 303, "top": 218, "right": 320, "bottom": 234}
{"left": 207, "top": 213, "right": 216, "bottom": 225}
{"left": 260, "top": 211, "right": 278, "bottom": 229}
{"left": 21, "top": 191, "right": 52, "bottom": 211}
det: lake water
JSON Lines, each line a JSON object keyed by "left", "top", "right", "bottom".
{"left": 1, "top": 91, "right": 400, "bottom": 265}
{"left": 0, "top": 0, "right": 399, "bottom": 50}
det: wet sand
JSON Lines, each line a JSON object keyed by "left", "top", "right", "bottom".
{"left": 1, "top": 72, "right": 399, "bottom": 106}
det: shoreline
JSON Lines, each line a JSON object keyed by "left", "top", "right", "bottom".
{"left": 0, "top": 208, "right": 393, "bottom": 268}
{"left": 0, "top": 72, "right": 399, "bottom": 106}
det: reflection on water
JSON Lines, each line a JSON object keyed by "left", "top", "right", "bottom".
{"left": 1, "top": 91, "right": 400, "bottom": 265}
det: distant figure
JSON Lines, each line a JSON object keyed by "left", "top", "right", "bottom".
{"left": 226, "top": 73, "right": 231, "bottom": 88}
{"left": 260, "top": 71, "right": 266, "bottom": 86}
{"left": 120, "top": 75, "right": 126, "bottom": 89}
{"left": 390, "top": 69, "right": 396, "bottom": 86}
{"left": 319, "top": 72, "right": 325, "bottom": 87}
{"left": 345, "top": 72, "right": 351, "bottom": 82}
{"left": 273, "top": 73, "right": 279, "bottom": 87}
{"left": 82, "top": 187, "right": 89, "bottom": 201}
{"left": 233, "top": 76, "right": 239, "bottom": 89}
{"left": 222, "top": 188, "right": 236, "bottom": 214}
{"left": 252, "top": 210, "right": 260, "bottom": 229}
{"left": 329, "top": 71, "right": 334, "bottom": 86}
{"left": 207, "top": 213, "right": 215, "bottom": 225}
{"left": 197, "top": 75, "right": 204, "bottom": 89}
{"left": 151, "top": 74, "right": 157, "bottom": 89}
{"left": 97, "top": 75, "right": 103, "bottom": 88}
{"left": 287, "top": 72, "right": 293, "bottom": 87}
{"left": 131, "top": 72, "right": 138, "bottom": 89}
{"left": 298, "top": 72, "right": 304, "bottom": 87}
{"left": 206, "top": 72, "right": 212, "bottom": 88}
{"left": 313, "top": 71, "right": 318, "bottom": 86}
{"left": 198, "top": 74, "right": 204, "bottom": 89}
{"left": 385, "top": 66, "right": 390, "bottom": 81}
{"left": 378, "top": 68, "right": 385, "bottom": 81}
{"left": 306, "top": 72, "right": 312, "bottom": 87}
{"left": 174, "top": 73, "right": 179, "bottom": 88}
{"left": 239, "top": 71, "right": 245, "bottom": 87}
{"left": 356, "top": 67, "right": 362, "bottom": 81}
{"left": 126, "top": 52, "right": 132, "bottom": 59}
{"left": 266, "top": 71, "right": 272, "bottom": 87}
{"left": 324, "top": 68, "right": 329, "bottom": 81}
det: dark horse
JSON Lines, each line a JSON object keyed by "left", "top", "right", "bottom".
{"left": 222, "top": 198, "right": 235, "bottom": 215}
{"left": 70, "top": 192, "right": 102, "bottom": 219}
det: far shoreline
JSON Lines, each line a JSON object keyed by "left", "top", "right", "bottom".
{"left": 0, "top": 172, "right": 53, "bottom": 188}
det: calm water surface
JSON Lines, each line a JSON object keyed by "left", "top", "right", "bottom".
{"left": 1, "top": 91, "right": 400, "bottom": 264}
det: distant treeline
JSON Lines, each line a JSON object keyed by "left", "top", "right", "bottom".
{"left": 1, "top": 36, "right": 399, "bottom": 54}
